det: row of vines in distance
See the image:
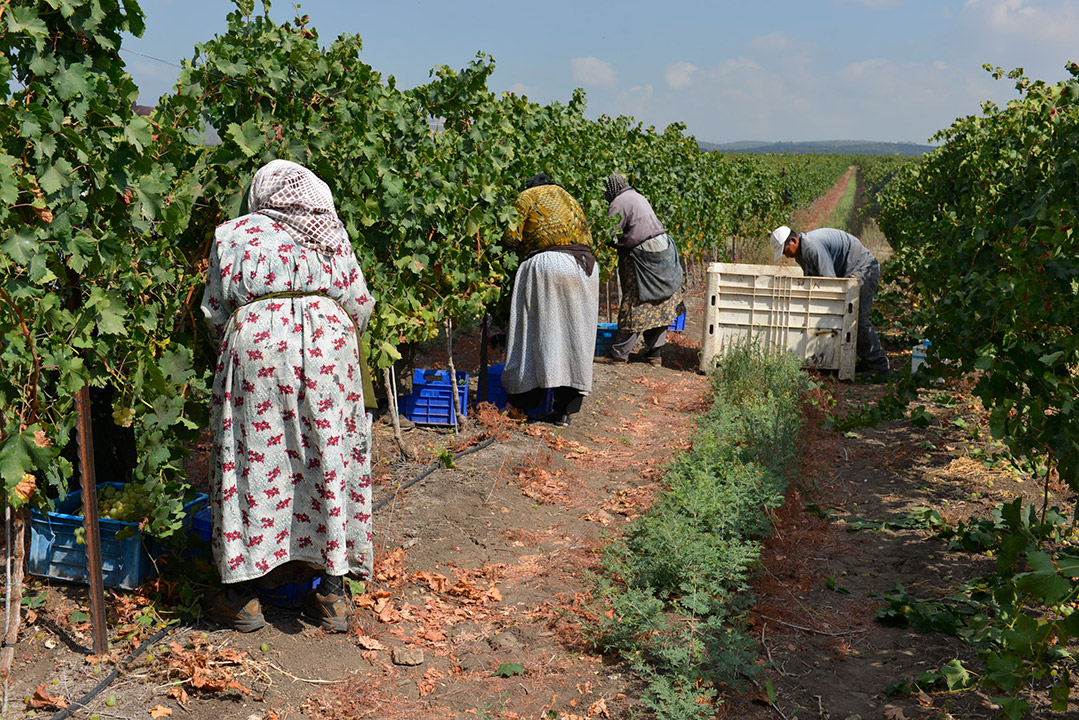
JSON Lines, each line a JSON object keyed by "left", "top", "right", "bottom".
{"left": 0, "top": 0, "right": 849, "bottom": 528}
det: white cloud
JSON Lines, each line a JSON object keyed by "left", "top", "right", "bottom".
{"left": 839, "top": 57, "right": 954, "bottom": 118}
{"left": 705, "top": 55, "right": 816, "bottom": 112}
{"left": 747, "top": 30, "right": 796, "bottom": 54}
{"left": 691, "top": 56, "right": 811, "bottom": 138}
{"left": 842, "top": 57, "right": 893, "bottom": 82}
{"left": 833, "top": 0, "right": 902, "bottom": 7}
{"left": 963, "top": 0, "right": 1079, "bottom": 44}
{"left": 618, "top": 84, "right": 655, "bottom": 118}
{"left": 665, "top": 61, "right": 698, "bottom": 90}
{"left": 508, "top": 82, "right": 538, "bottom": 99}
{"left": 570, "top": 56, "right": 617, "bottom": 88}
{"left": 672, "top": 46, "right": 962, "bottom": 143}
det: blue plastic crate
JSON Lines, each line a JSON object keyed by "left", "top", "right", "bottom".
{"left": 484, "top": 363, "right": 554, "bottom": 418}
{"left": 401, "top": 369, "right": 469, "bottom": 425}
{"left": 595, "top": 323, "right": 618, "bottom": 357}
{"left": 259, "top": 576, "right": 321, "bottom": 609}
{"left": 668, "top": 313, "right": 686, "bottom": 332}
{"left": 193, "top": 506, "right": 212, "bottom": 543}
{"left": 29, "top": 482, "right": 206, "bottom": 590}
{"left": 484, "top": 364, "right": 509, "bottom": 409}
{"left": 190, "top": 507, "right": 320, "bottom": 608}
{"left": 187, "top": 506, "right": 213, "bottom": 562}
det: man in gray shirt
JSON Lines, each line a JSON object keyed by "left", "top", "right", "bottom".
{"left": 771, "top": 225, "right": 890, "bottom": 378}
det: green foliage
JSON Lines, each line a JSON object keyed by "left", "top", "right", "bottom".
{"left": 844, "top": 506, "right": 947, "bottom": 533}
{"left": 0, "top": 0, "right": 206, "bottom": 533}
{"left": 874, "top": 64, "right": 1079, "bottom": 711}
{"left": 583, "top": 341, "right": 807, "bottom": 719}
{"left": 879, "top": 63, "right": 1079, "bottom": 492}
{"left": 822, "top": 376, "right": 920, "bottom": 433}
{"left": 854, "top": 154, "right": 919, "bottom": 220}
{"left": 493, "top": 662, "right": 524, "bottom": 678}
{"left": 876, "top": 498, "right": 1079, "bottom": 713}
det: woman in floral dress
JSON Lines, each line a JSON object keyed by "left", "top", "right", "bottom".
{"left": 201, "top": 160, "right": 374, "bottom": 632}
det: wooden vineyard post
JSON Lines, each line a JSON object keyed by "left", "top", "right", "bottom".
{"left": 383, "top": 367, "right": 413, "bottom": 459}
{"left": 0, "top": 506, "right": 27, "bottom": 687}
{"left": 478, "top": 313, "right": 489, "bottom": 407}
{"left": 444, "top": 320, "right": 467, "bottom": 430}
{"left": 74, "top": 387, "right": 108, "bottom": 655}
{"left": 605, "top": 277, "right": 611, "bottom": 323}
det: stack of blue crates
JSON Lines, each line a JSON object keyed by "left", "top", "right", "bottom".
{"left": 401, "top": 369, "right": 469, "bottom": 425}
{"left": 668, "top": 313, "right": 686, "bottom": 332}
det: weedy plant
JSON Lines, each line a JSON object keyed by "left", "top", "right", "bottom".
{"left": 582, "top": 340, "right": 807, "bottom": 719}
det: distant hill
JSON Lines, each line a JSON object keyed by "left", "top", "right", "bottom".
{"left": 699, "top": 139, "right": 935, "bottom": 156}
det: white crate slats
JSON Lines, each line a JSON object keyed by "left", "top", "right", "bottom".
{"left": 700, "top": 263, "right": 860, "bottom": 380}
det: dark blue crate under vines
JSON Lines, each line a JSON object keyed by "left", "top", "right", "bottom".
{"left": 401, "top": 369, "right": 469, "bottom": 425}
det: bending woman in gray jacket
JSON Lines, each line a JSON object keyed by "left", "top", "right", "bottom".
{"left": 598, "top": 172, "right": 685, "bottom": 366}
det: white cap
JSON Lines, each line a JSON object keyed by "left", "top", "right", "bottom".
{"left": 771, "top": 226, "right": 792, "bottom": 261}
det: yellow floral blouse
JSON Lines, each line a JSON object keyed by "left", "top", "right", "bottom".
{"left": 504, "top": 184, "right": 593, "bottom": 254}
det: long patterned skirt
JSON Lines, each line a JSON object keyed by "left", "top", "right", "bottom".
{"left": 503, "top": 252, "right": 600, "bottom": 395}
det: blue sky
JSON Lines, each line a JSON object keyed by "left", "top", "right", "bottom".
{"left": 121, "top": 0, "right": 1079, "bottom": 145}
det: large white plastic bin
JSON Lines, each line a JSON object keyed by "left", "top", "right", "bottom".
{"left": 700, "top": 263, "right": 860, "bottom": 380}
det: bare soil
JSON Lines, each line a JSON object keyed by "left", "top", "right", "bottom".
{"left": 5, "top": 169, "right": 1074, "bottom": 720}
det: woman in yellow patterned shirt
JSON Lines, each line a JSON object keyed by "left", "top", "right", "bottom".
{"left": 501, "top": 174, "right": 600, "bottom": 427}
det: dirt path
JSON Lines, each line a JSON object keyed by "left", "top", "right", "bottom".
{"left": 11, "top": 167, "right": 1068, "bottom": 720}
{"left": 791, "top": 165, "right": 855, "bottom": 231}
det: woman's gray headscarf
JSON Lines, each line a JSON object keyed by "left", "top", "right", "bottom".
{"left": 248, "top": 159, "right": 348, "bottom": 257}
{"left": 604, "top": 172, "right": 630, "bottom": 203}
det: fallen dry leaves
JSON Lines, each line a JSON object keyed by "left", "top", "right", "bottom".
{"left": 417, "top": 666, "right": 446, "bottom": 697}
{"left": 581, "top": 512, "right": 612, "bottom": 526}
{"left": 414, "top": 570, "right": 452, "bottom": 593}
{"left": 553, "top": 696, "right": 613, "bottom": 720}
{"left": 374, "top": 546, "right": 408, "bottom": 586}
{"left": 601, "top": 485, "right": 656, "bottom": 518}
{"left": 167, "top": 686, "right": 189, "bottom": 706}
{"left": 26, "top": 686, "right": 67, "bottom": 711}
{"left": 163, "top": 634, "right": 252, "bottom": 696}
{"left": 356, "top": 635, "right": 386, "bottom": 651}
{"left": 518, "top": 466, "right": 570, "bottom": 504}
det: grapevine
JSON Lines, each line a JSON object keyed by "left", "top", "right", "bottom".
{"left": 879, "top": 63, "right": 1079, "bottom": 713}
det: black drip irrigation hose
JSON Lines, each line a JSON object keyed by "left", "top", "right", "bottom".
{"left": 372, "top": 436, "right": 497, "bottom": 513}
{"left": 50, "top": 625, "right": 173, "bottom": 720}
{"left": 44, "top": 434, "right": 499, "bottom": 719}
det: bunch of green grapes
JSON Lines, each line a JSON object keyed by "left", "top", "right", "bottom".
{"left": 77, "top": 484, "right": 149, "bottom": 525}
{"left": 111, "top": 405, "right": 135, "bottom": 427}
{"left": 74, "top": 485, "right": 153, "bottom": 544}
{"left": 97, "top": 483, "right": 152, "bottom": 521}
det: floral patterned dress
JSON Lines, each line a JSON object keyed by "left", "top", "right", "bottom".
{"left": 201, "top": 212, "right": 375, "bottom": 583}
{"left": 617, "top": 250, "right": 685, "bottom": 333}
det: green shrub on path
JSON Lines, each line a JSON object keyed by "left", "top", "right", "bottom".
{"left": 584, "top": 342, "right": 807, "bottom": 719}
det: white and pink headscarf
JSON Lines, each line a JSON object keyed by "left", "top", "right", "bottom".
{"left": 248, "top": 159, "right": 349, "bottom": 257}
